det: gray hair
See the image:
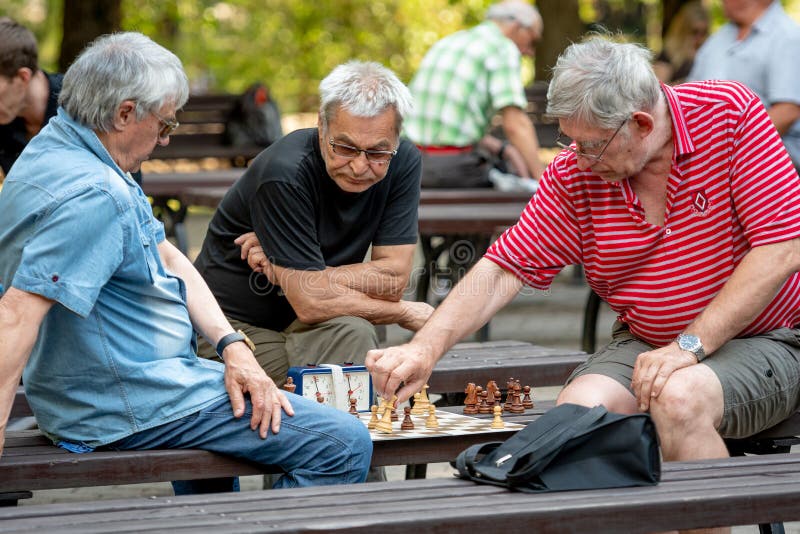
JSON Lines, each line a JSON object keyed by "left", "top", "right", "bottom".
{"left": 486, "top": 1, "right": 542, "bottom": 31}
{"left": 319, "top": 60, "right": 413, "bottom": 134}
{"left": 546, "top": 36, "right": 660, "bottom": 129}
{"left": 59, "top": 32, "right": 189, "bottom": 132}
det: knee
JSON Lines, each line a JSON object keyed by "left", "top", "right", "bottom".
{"left": 324, "top": 317, "right": 379, "bottom": 358}
{"left": 338, "top": 414, "right": 372, "bottom": 481}
{"left": 650, "top": 376, "right": 714, "bottom": 429}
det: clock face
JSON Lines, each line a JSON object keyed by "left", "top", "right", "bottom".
{"left": 343, "top": 371, "right": 372, "bottom": 411}
{"left": 289, "top": 365, "right": 373, "bottom": 412}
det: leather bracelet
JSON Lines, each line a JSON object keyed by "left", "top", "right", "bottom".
{"left": 215, "top": 329, "right": 255, "bottom": 358}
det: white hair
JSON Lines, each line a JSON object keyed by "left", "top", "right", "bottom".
{"left": 546, "top": 36, "right": 660, "bottom": 129}
{"left": 60, "top": 32, "right": 189, "bottom": 132}
{"left": 486, "top": 0, "right": 542, "bottom": 31}
{"left": 319, "top": 60, "right": 413, "bottom": 134}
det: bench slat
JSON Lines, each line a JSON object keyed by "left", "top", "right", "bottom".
{"left": 2, "top": 455, "right": 800, "bottom": 533}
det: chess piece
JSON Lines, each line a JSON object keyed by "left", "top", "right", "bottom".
{"left": 485, "top": 380, "right": 498, "bottom": 407}
{"left": 494, "top": 389, "right": 502, "bottom": 406}
{"left": 510, "top": 383, "right": 525, "bottom": 414}
{"left": 504, "top": 378, "right": 515, "bottom": 412}
{"left": 401, "top": 406, "right": 415, "bottom": 430}
{"left": 410, "top": 392, "right": 424, "bottom": 415}
{"left": 367, "top": 405, "right": 378, "bottom": 429}
{"left": 375, "top": 402, "right": 394, "bottom": 434}
{"left": 463, "top": 382, "right": 478, "bottom": 415}
{"left": 478, "top": 390, "right": 491, "bottom": 414}
{"left": 490, "top": 405, "right": 505, "bottom": 429}
{"left": 349, "top": 397, "right": 358, "bottom": 416}
{"left": 390, "top": 395, "right": 399, "bottom": 421}
{"left": 283, "top": 376, "right": 296, "bottom": 394}
{"left": 411, "top": 384, "right": 431, "bottom": 415}
{"left": 522, "top": 385, "right": 534, "bottom": 409}
{"left": 425, "top": 405, "right": 439, "bottom": 429}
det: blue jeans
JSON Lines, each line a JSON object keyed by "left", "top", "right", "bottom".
{"left": 106, "top": 393, "right": 372, "bottom": 491}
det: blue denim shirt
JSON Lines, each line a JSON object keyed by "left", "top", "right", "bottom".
{"left": 0, "top": 109, "right": 228, "bottom": 447}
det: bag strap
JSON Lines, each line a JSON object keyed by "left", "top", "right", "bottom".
{"left": 505, "top": 405, "right": 607, "bottom": 482}
{"left": 455, "top": 442, "right": 503, "bottom": 482}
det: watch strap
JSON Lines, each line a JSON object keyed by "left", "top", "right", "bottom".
{"left": 216, "top": 330, "right": 255, "bottom": 358}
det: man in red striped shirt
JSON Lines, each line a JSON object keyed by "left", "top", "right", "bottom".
{"left": 367, "top": 37, "right": 800, "bottom": 469}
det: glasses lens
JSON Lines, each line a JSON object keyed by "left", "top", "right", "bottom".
{"left": 331, "top": 142, "right": 359, "bottom": 158}
{"left": 365, "top": 151, "right": 393, "bottom": 163}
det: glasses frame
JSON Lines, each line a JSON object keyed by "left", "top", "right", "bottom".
{"left": 556, "top": 118, "right": 629, "bottom": 162}
{"left": 152, "top": 111, "right": 180, "bottom": 139}
{"left": 328, "top": 138, "right": 397, "bottom": 165}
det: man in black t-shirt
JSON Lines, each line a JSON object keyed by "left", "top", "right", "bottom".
{"left": 0, "top": 18, "right": 63, "bottom": 178}
{"left": 195, "top": 61, "right": 433, "bottom": 386}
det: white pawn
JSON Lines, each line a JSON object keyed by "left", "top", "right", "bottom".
{"left": 491, "top": 405, "right": 505, "bottom": 429}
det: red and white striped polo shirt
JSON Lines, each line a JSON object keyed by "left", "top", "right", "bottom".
{"left": 485, "top": 81, "right": 800, "bottom": 346}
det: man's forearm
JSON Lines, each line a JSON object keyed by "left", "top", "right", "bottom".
{"left": 408, "top": 258, "right": 523, "bottom": 358}
{"left": 324, "top": 261, "right": 407, "bottom": 302}
{"left": 683, "top": 239, "right": 800, "bottom": 356}
{"left": 502, "top": 107, "right": 545, "bottom": 179}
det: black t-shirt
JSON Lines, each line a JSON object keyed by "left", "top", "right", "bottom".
{"left": 0, "top": 71, "right": 62, "bottom": 175}
{"left": 194, "top": 128, "right": 421, "bottom": 331}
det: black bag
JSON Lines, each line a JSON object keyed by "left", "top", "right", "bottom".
{"left": 455, "top": 403, "right": 661, "bottom": 492}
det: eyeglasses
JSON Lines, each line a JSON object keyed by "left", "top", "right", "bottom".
{"left": 556, "top": 119, "right": 629, "bottom": 162}
{"left": 152, "top": 111, "right": 179, "bottom": 139}
{"left": 328, "top": 138, "right": 397, "bottom": 164}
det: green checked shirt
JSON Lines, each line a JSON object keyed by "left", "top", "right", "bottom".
{"left": 405, "top": 21, "right": 528, "bottom": 147}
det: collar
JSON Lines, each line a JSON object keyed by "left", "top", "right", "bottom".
{"left": 660, "top": 82, "right": 695, "bottom": 157}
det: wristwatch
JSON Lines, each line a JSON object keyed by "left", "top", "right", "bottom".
{"left": 216, "top": 329, "right": 256, "bottom": 358}
{"left": 676, "top": 333, "right": 706, "bottom": 362}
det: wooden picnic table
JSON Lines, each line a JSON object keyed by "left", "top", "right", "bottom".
{"left": 3, "top": 454, "right": 800, "bottom": 532}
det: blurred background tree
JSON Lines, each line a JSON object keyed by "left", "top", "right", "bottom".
{"left": 1, "top": 0, "right": 798, "bottom": 114}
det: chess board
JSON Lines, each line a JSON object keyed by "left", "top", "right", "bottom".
{"left": 358, "top": 409, "right": 525, "bottom": 441}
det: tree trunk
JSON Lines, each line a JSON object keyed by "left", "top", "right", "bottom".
{"left": 535, "top": 0, "right": 586, "bottom": 82}
{"left": 58, "top": 0, "right": 121, "bottom": 71}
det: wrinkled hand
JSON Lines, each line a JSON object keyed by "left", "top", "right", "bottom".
{"left": 397, "top": 301, "right": 435, "bottom": 331}
{"left": 366, "top": 343, "right": 436, "bottom": 404}
{"left": 222, "top": 342, "right": 294, "bottom": 437}
{"left": 631, "top": 342, "right": 698, "bottom": 412}
{"left": 234, "top": 232, "right": 274, "bottom": 280}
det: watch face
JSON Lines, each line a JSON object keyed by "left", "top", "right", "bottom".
{"left": 679, "top": 334, "right": 701, "bottom": 352}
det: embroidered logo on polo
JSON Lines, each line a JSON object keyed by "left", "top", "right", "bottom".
{"left": 690, "top": 189, "right": 709, "bottom": 215}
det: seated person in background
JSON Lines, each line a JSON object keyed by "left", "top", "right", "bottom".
{"left": 688, "top": 0, "right": 800, "bottom": 170}
{"left": 194, "top": 60, "right": 433, "bottom": 386}
{"left": 369, "top": 38, "right": 800, "bottom": 509}
{"left": 0, "top": 32, "right": 371, "bottom": 493}
{"left": 404, "top": 0, "right": 545, "bottom": 189}
{"left": 0, "top": 17, "right": 62, "bottom": 178}
{"left": 652, "top": 0, "right": 709, "bottom": 85}
{"left": 224, "top": 81, "right": 283, "bottom": 148}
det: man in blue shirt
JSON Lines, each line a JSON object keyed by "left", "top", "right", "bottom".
{"left": 0, "top": 32, "right": 370, "bottom": 492}
{"left": 688, "top": 0, "right": 800, "bottom": 168}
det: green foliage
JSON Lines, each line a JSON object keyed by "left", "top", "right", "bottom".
{"left": 117, "top": 0, "right": 495, "bottom": 113}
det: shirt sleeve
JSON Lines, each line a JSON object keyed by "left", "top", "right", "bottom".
{"left": 12, "top": 187, "right": 124, "bottom": 317}
{"left": 486, "top": 41, "right": 528, "bottom": 112}
{"left": 484, "top": 160, "right": 582, "bottom": 289}
{"left": 372, "top": 143, "right": 421, "bottom": 246}
{"left": 730, "top": 93, "right": 800, "bottom": 247}
{"left": 250, "top": 181, "right": 326, "bottom": 271}
{"left": 766, "top": 29, "right": 800, "bottom": 106}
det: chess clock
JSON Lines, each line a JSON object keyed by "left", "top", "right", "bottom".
{"left": 286, "top": 363, "right": 374, "bottom": 412}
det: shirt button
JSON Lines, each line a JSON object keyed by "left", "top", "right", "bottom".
{"left": 665, "top": 228, "right": 672, "bottom": 235}
{"left": 51, "top": 274, "right": 59, "bottom": 282}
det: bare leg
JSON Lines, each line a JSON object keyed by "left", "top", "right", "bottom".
{"left": 557, "top": 374, "right": 639, "bottom": 414}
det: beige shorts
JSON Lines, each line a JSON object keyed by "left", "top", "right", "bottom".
{"left": 567, "top": 321, "right": 800, "bottom": 438}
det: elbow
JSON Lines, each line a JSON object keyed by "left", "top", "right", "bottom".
{"left": 292, "top": 300, "right": 327, "bottom": 325}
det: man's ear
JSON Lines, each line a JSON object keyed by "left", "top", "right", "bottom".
{"left": 14, "top": 67, "right": 33, "bottom": 85}
{"left": 631, "top": 111, "right": 655, "bottom": 138}
{"left": 113, "top": 100, "right": 137, "bottom": 131}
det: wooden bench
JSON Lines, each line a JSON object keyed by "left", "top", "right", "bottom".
{"left": 1, "top": 342, "right": 585, "bottom": 505}
{"left": 2, "top": 454, "right": 800, "bottom": 532}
